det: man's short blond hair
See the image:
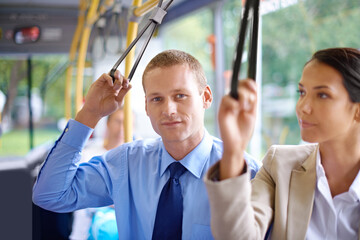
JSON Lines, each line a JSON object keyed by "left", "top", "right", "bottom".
{"left": 142, "top": 49, "right": 207, "bottom": 93}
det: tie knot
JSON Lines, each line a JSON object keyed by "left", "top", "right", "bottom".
{"left": 168, "top": 162, "right": 186, "bottom": 180}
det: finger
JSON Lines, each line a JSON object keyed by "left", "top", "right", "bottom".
{"left": 113, "top": 74, "right": 123, "bottom": 90}
{"left": 221, "top": 95, "right": 240, "bottom": 115}
{"left": 115, "top": 84, "right": 132, "bottom": 103}
{"left": 244, "top": 78, "right": 257, "bottom": 91}
{"left": 122, "top": 78, "right": 129, "bottom": 89}
{"left": 113, "top": 70, "right": 128, "bottom": 91}
{"left": 218, "top": 96, "right": 242, "bottom": 142}
{"left": 238, "top": 79, "right": 257, "bottom": 95}
{"left": 114, "top": 70, "right": 123, "bottom": 83}
{"left": 113, "top": 78, "right": 129, "bottom": 91}
{"left": 99, "top": 73, "right": 114, "bottom": 87}
{"left": 238, "top": 80, "right": 257, "bottom": 112}
{"left": 113, "top": 78, "right": 122, "bottom": 91}
{"left": 218, "top": 95, "right": 241, "bottom": 130}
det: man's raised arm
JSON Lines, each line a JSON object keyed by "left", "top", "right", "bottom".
{"left": 32, "top": 71, "right": 131, "bottom": 212}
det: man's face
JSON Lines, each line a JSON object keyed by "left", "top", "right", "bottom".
{"left": 144, "top": 64, "right": 212, "bottom": 147}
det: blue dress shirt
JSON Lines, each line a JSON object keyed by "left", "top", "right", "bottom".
{"left": 33, "top": 119, "right": 261, "bottom": 239}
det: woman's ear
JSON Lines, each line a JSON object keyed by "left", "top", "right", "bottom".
{"left": 355, "top": 104, "right": 360, "bottom": 122}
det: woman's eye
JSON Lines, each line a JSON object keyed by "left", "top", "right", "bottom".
{"left": 318, "top": 93, "right": 328, "bottom": 99}
{"left": 297, "top": 89, "right": 305, "bottom": 96}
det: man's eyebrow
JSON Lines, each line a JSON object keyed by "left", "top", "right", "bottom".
{"left": 146, "top": 92, "right": 161, "bottom": 97}
{"left": 172, "top": 89, "right": 187, "bottom": 93}
{"left": 147, "top": 89, "right": 187, "bottom": 95}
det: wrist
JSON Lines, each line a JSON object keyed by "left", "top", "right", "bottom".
{"left": 219, "top": 151, "right": 246, "bottom": 180}
{"left": 75, "top": 109, "right": 102, "bottom": 128}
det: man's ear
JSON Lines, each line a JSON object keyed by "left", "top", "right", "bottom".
{"left": 202, "top": 85, "right": 213, "bottom": 109}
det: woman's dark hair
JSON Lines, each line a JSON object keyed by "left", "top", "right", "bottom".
{"left": 307, "top": 47, "right": 360, "bottom": 102}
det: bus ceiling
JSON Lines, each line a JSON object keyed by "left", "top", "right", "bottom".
{"left": 0, "top": 0, "right": 220, "bottom": 55}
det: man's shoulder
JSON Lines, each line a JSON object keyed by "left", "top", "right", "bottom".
{"left": 209, "top": 134, "right": 223, "bottom": 145}
{"left": 208, "top": 134, "right": 223, "bottom": 151}
{"left": 243, "top": 151, "right": 262, "bottom": 178}
{"left": 104, "top": 138, "right": 163, "bottom": 166}
{"left": 120, "top": 137, "right": 163, "bottom": 153}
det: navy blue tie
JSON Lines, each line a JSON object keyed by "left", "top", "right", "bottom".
{"left": 152, "top": 162, "right": 187, "bottom": 240}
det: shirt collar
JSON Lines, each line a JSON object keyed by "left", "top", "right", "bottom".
{"left": 349, "top": 170, "right": 360, "bottom": 202}
{"left": 159, "top": 130, "right": 213, "bottom": 179}
{"left": 315, "top": 149, "right": 325, "bottom": 181}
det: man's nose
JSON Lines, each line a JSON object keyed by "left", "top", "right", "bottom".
{"left": 162, "top": 99, "right": 177, "bottom": 117}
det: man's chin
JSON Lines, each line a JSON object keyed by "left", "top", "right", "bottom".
{"left": 161, "top": 133, "right": 186, "bottom": 143}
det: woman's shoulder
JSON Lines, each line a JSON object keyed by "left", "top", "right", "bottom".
{"left": 263, "top": 144, "right": 318, "bottom": 173}
{"left": 267, "top": 144, "right": 317, "bottom": 156}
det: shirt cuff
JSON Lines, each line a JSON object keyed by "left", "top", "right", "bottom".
{"left": 60, "top": 119, "right": 94, "bottom": 150}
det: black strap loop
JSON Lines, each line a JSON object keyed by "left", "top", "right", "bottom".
{"left": 230, "top": 0, "right": 260, "bottom": 99}
{"left": 109, "top": 0, "right": 174, "bottom": 82}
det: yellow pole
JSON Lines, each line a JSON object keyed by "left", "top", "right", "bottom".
{"left": 64, "top": 0, "right": 86, "bottom": 120}
{"left": 123, "top": 0, "right": 142, "bottom": 143}
{"left": 133, "top": 0, "right": 159, "bottom": 17}
{"left": 74, "top": 0, "right": 116, "bottom": 114}
{"left": 75, "top": 0, "right": 100, "bottom": 113}
{"left": 98, "top": 0, "right": 114, "bottom": 18}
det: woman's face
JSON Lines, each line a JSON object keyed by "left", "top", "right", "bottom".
{"left": 296, "top": 60, "right": 359, "bottom": 143}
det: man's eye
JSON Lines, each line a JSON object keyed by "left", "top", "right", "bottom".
{"left": 152, "top": 97, "right": 161, "bottom": 102}
{"left": 176, "top": 94, "right": 185, "bottom": 99}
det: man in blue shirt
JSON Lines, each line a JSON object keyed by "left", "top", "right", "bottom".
{"left": 33, "top": 49, "right": 260, "bottom": 239}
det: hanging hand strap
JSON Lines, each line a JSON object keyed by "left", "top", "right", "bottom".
{"left": 109, "top": 0, "right": 174, "bottom": 82}
{"left": 230, "top": 0, "right": 260, "bottom": 99}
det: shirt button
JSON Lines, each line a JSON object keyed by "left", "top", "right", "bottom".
{"left": 65, "top": 128, "right": 69, "bottom": 132}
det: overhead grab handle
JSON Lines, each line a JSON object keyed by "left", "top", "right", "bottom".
{"left": 109, "top": 0, "right": 173, "bottom": 82}
{"left": 230, "top": 0, "right": 260, "bottom": 99}
{"left": 149, "top": 7, "right": 167, "bottom": 24}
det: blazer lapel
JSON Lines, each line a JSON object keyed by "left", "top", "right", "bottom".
{"left": 286, "top": 148, "right": 317, "bottom": 240}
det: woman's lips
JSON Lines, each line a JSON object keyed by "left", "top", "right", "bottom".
{"left": 299, "top": 119, "right": 316, "bottom": 128}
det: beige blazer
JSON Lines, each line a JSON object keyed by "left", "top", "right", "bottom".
{"left": 205, "top": 144, "right": 360, "bottom": 240}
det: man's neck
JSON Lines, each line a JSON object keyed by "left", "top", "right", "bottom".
{"left": 163, "top": 130, "right": 205, "bottom": 161}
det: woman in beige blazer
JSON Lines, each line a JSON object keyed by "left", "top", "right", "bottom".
{"left": 204, "top": 48, "right": 360, "bottom": 240}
